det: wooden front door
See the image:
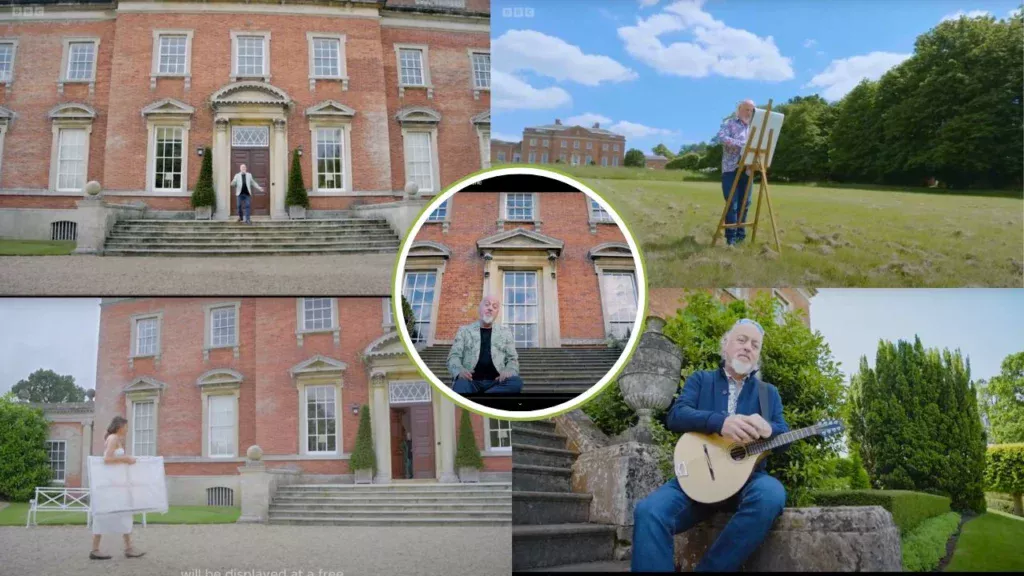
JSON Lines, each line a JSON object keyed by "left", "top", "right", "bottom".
{"left": 409, "top": 404, "right": 435, "bottom": 479}
{"left": 230, "top": 148, "right": 270, "bottom": 216}
{"left": 390, "top": 408, "right": 408, "bottom": 480}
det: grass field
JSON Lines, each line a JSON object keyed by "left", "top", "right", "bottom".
{"left": 0, "top": 503, "right": 240, "bottom": 526}
{"left": 0, "top": 239, "right": 76, "bottom": 256}
{"left": 567, "top": 171, "right": 1022, "bottom": 287}
{"left": 945, "top": 511, "right": 1024, "bottom": 572}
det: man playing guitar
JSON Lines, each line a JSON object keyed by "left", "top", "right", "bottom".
{"left": 632, "top": 318, "right": 790, "bottom": 572}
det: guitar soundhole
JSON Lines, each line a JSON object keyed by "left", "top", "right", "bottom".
{"left": 729, "top": 445, "right": 747, "bottom": 461}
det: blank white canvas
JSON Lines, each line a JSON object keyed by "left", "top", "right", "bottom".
{"left": 743, "top": 108, "right": 785, "bottom": 167}
{"left": 88, "top": 456, "right": 169, "bottom": 515}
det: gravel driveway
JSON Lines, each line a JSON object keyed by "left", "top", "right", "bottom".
{"left": 0, "top": 254, "right": 396, "bottom": 295}
{"left": 0, "top": 524, "right": 511, "bottom": 576}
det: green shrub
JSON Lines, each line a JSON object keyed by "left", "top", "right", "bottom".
{"left": 285, "top": 149, "right": 309, "bottom": 209}
{"left": 666, "top": 152, "right": 701, "bottom": 171}
{"left": 455, "top": 409, "right": 483, "bottom": 470}
{"left": 350, "top": 405, "right": 375, "bottom": 473}
{"left": 0, "top": 394, "right": 53, "bottom": 501}
{"left": 401, "top": 295, "right": 418, "bottom": 341}
{"left": 984, "top": 443, "right": 1024, "bottom": 516}
{"left": 901, "top": 511, "right": 961, "bottom": 571}
{"left": 624, "top": 148, "right": 646, "bottom": 168}
{"left": 809, "top": 489, "right": 951, "bottom": 533}
{"left": 190, "top": 147, "right": 215, "bottom": 209}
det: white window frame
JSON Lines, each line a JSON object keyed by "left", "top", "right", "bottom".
{"left": 58, "top": 37, "right": 99, "bottom": 96}
{"left": 307, "top": 33, "right": 348, "bottom": 92}
{"left": 206, "top": 394, "right": 238, "bottom": 459}
{"left": 46, "top": 440, "right": 67, "bottom": 484}
{"left": 468, "top": 49, "right": 490, "bottom": 98}
{"left": 230, "top": 30, "right": 271, "bottom": 82}
{"left": 303, "top": 384, "right": 340, "bottom": 455}
{"left": 203, "top": 301, "right": 241, "bottom": 360}
{"left": 602, "top": 143, "right": 609, "bottom": 151}
{"left": 773, "top": 289, "right": 792, "bottom": 325}
{"left": 541, "top": 152, "right": 549, "bottom": 164}
{"left": 497, "top": 151, "right": 506, "bottom": 162}
{"left": 0, "top": 39, "right": 18, "bottom": 89}
{"left": 478, "top": 129, "right": 490, "bottom": 170}
{"left": 484, "top": 418, "right": 512, "bottom": 453}
{"left": 613, "top": 144, "right": 620, "bottom": 152}
{"left": 129, "top": 312, "right": 163, "bottom": 365}
{"left": 574, "top": 140, "right": 580, "bottom": 149}
{"left": 394, "top": 43, "right": 433, "bottom": 98}
{"left": 513, "top": 152, "right": 521, "bottom": 162}
{"left": 402, "top": 129, "right": 440, "bottom": 195}
{"left": 529, "top": 138, "right": 537, "bottom": 146}
{"left": 382, "top": 297, "right": 394, "bottom": 329}
{"left": 612, "top": 156, "right": 619, "bottom": 166}
{"left": 402, "top": 269, "right": 441, "bottom": 346}
{"left": 147, "top": 124, "right": 189, "bottom": 194}
{"left": 598, "top": 270, "right": 639, "bottom": 340}
{"left": 560, "top": 140, "right": 567, "bottom": 149}
{"left": 309, "top": 124, "right": 353, "bottom": 194}
{"left": 501, "top": 192, "right": 539, "bottom": 223}
{"left": 528, "top": 151, "right": 536, "bottom": 164}
{"left": 586, "top": 141, "right": 593, "bottom": 150}
{"left": 502, "top": 270, "right": 541, "bottom": 348}
{"left": 150, "top": 30, "right": 193, "bottom": 90}
{"left": 425, "top": 198, "right": 451, "bottom": 232}
{"left": 586, "top": 155, "right": 593, "bottom": 165}
{"left": 542, "top": 139, "right": 549, "bottom": 147}
{"left": 295, "top": 298, "right": 340, "bottom": 345}
{"left": 131, "top": 400, "right": 156, "bottom": 457}
{"left": 54, "top": 128, "right": 89, "bottom": 193}
{"left": 589, "top": 198, "right": 613, "bottom": 223}
{"left": 601, "top": 157, "right": 608, "bottom": 167}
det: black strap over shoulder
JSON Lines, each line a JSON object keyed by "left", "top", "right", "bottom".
{"left": 758, "top": 380, "right": 772, "bottom": 422}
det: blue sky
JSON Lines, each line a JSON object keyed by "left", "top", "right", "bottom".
{"left": 811, "top": 289, "right": 1024, "bottom": 384}
{"left": 491, "top": 0, "right": 1023, "bottom": 151}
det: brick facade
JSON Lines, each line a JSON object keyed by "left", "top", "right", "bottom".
{"left": 648, "top": 288, "right": 815, "bottom": 327}
{"left": 492, "top": 119, "right": 626, "bottom": 168}
{"left": 0, "top": 0, "right": 489, "bottom": 221}
{"left": 405, "top": 191, "right": 639, "bottom": 347}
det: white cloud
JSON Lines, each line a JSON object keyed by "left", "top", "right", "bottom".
{"left": 805, "top": 51, "right": 911, "bottom": 100}
{"left": 617, "top": 0, "right": 794, "bottom": 81}
{"left": 817, "top": 50, "right": 826, "bottom": 57}
{"left": 492, "top": 70, "right": 573, "bottom": 110}
{"left": 565, "top": 113, "right": 613, "bottom": 127}
{"left": 609, "top": 120, "right": 678, "bottom": 140}
{"left": 490, "top": 132, "right": 522, "bottom": 143}
{"left": 1010, "top": 6, "right": 1022, "bottom": 18}
{"left": 493, "top": 30, "right": 638, "bottom": 86}
{"left": 639, "top": 0, "right": 662, "bottom": 7}
{"left": 803, "top": 38, "right": 817, "bottom": 48}
{"left": 940, "top": 9, "right": 990, "bottom": 22}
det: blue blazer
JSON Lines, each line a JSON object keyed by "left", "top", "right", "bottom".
{"left": 665, "top": 368, "right": 790, "bottom": 470}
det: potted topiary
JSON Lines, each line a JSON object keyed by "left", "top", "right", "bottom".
{"left": 286, "top": 148, "right": 310, "bottom": 219}
{"left": 455, "top": 409, "right": 483, "bottom": 483}
{"left": 401, "top": 295, "right": 420, "bottom": 343}
{"left": 191, "top": 147, "right": 215, "bottom": 220}
{"left": 350, "top": 404, "right": 375, "bottom": 484}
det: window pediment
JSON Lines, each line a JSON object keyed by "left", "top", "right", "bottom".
{"left": 196, "top": 368, "right": 243, "bottom": 390}
{"left": 305, "top": 100, "right": 356, "bottom": 119}
{"left": 362, "top": 331, "right": 407, "bottom": 359}
{"left": 48, "top": 102, "right": 96, "bottom": 122}
{"left": 290, "top": 354, "right": 348, "bottom": 378}
{"left": 477, "top": 228, "right": 564, "bottom": 256}
{"left": 210, "top": 81, "right": 291, "bottom": 109}
{"left": 471, "top": 110, "right": 490, "bottom": 126}
{"left": 588, "top": 242, "right": 633, "bottom": 261}
{"left": 395, "top": 106, "right": 441, "bottom": 125}
{"left": 141, "top": 98, "right": 195, "bottom": 118}
{"left": 123, "top": 376, "right": 167, "bottom": 395}
{"left": 408, "top": 241, "right": 451, "bottom": 259}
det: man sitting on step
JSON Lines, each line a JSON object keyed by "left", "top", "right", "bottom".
{"left": 231, "top": 164, "right": 263, "bottom": 225}
{"left": 446, "top": 295, "right": 523, "bottom": 395}
{"left": 632, "top": 318, "right": 789, "bottom": 572}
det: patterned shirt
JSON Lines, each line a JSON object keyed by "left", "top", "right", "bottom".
{"left": 727, "top": 374, "right": 746, "bottom": 416}
{"left": 713, "top": 116, "right": 750, "bottom": 173}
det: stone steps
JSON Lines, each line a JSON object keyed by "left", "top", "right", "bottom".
{"left": 513, "top": 492, "right": 592, "bottom": 525}
{"left": 512, "top": 443, "right": 576, "bottom": 469}
{"left": 513, "top": 524, "right": 618, "bottom": 571}
{"left": 106, "top": 231, "right": 397, "bottom": 241}
{"left": 271, "top": 495, "right": 508, "bottom": 505}
{"left": 269, "top": 516, "right": 512, "bottom": 527}
{"left": 512, "top": 420, "right": 558, "bottom": 434}
{"left": 520, "top": 560, "right": 630, "bottom": 572}
{"left": 512, "top": 464, "right": 573, "bottom": 493}
{"left": 510, "top": 427, "right": 571, "bottom": 450}
{"left": 104, "top": 239, "right": 400, "bottom": 249}
{"left": 276, "top": 482, "right": 510, "bottom": 492}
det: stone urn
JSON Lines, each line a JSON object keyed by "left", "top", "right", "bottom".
{"left": 615, "top": 316, "right": 684, "bottom": 444}
{"left": 404, "top": 181, "right": 420, "bottom": 199}
{"left": 354, "top": 468, "right": 373, "bottom": 484}
{"left": 458, "top": 466, "right": 480, "bottom": 483}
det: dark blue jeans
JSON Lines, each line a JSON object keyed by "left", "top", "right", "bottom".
{"left": 452, "top": 375, "right": 524, "bottom": 394}
{"left": 632, "top": 471, "right": 786, "bottom": 572}
{"left": 721, "top": 170, "right": 752, "bottom": 244}
{"left": 237, "top": 193, "right": 251, "bottom": 223}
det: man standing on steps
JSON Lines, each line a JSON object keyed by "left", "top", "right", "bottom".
{"left": 231, "top": 164, "right": 263, "bottom": 225}
{"left": 446, "top": 295, "right": 524, "bottom": 394}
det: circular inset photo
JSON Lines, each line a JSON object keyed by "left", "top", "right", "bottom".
{"left": 392, "top": 167, "right": 648, "bottom": 419}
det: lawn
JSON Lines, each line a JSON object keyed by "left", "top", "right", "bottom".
{"left": 0, "top": 239, "right": 76, "bottom": 256}
{"left": 0, "top": 503, "right": 240, "bottom": 526}
{"left": 945, "top": 511, "right": 1024, "bottom": 572}
{"left": 576, "top": 176, "right": 1023, "bottom": 287}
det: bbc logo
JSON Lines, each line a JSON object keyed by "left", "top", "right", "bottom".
{"left": 12, "top": 7, "right": 46, "bottom": 16}
{"left": 502, "top": 7, "right": 535, "bottom": 18}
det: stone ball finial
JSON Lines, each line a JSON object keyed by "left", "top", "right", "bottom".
{"left": 86, "top": 389, "right": 96, "bottom": 401}
{"left": 84, "top": 181, "right": 102, "bottom": 196}
{"left": 404, "top": 181, "right": 420, "bottom": 198}
{"left": 246, "top": 445, "right": 264, "bottom": 461}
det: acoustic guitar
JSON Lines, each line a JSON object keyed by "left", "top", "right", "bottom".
{"left": 673, "top": 418, "right": 844, "bottom": 503}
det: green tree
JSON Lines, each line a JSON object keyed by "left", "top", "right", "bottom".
{"left": 584, "top": 290, "right": 846, "bottom": 506}
{"left": 286, "top": 148, "right": 310, "bottom": 209}
{"left": 985, "top": 352, "right": 1024, "bottom": 443}
{"left": 829, "top": 80, "right": 884, "bottom": 183}
{"left": 678, "top": 142, "right": 709, "bottom": 156}
{"left": 190, "top": 147, "right": 215, "bottom": 209}
{"left": 853, "top": 337, "right": 987, "bottom": 512}
{"left": 12, "top": 369, "right": 85, "bottom": 403}
{"left": 985, "top": 443, "right": 1024, "bottom": 516}
{"left": 350, "top": 405, "right": 376, "bottom": 473}
{"left": 624, "top": 148, "right": 646, "bottom": 168}
{"left": 770, "top": 95, "right": 835, "bottom": 182}
{"left": 666, "top": 152, "right": 701, "bottom": 171}
{"left": 0, "top": 393, "right": 54, "bottom": 501}
{"left": 697, "top": 144, "right": 722, "bottom": 172}
{"left": 651, "top": 143, "right": 675, "bottom": 159}
{"left": 401, "top": 295, "right": 418, "bottom": 341}
{"left": 455, "top": 409, "right": 484, "bottom": 470}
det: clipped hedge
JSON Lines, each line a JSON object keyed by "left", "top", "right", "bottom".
{"left": 984, "top": 443, "right": 1024, "bottom": 516}
{"left": 901, "top": 511, "right": 961, "bottom": 572}
{"left": 809, "top": 490, "right": 951, "bottom": 533}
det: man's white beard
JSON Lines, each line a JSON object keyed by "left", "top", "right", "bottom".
{"left": 729, "top": 356, "right": 753, "bottom": 376}
{"left": 481, "top": 313, "right": 495, "bottom": 325}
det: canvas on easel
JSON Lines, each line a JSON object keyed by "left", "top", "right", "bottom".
{"left": 711, "top": 100, "right": 785, "bottom": 254}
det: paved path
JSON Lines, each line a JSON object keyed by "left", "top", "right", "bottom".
{"left": 0, "top": 524, "right": 511, "bottom": 576}
{"left": 0, "top": 254, "right": 396, "bottom": 295}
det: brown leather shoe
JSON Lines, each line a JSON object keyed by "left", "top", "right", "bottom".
{"left": 89, "top": 551, "right": 112, "bottom": 560}
{"left": 125, "top": 547, "right": 146, "bottom": 558}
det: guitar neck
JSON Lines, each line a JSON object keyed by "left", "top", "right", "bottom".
{"left": 745, "top": 425, "right": 820, "bottom": 455}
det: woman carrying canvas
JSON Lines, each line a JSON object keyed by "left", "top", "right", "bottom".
{"left": 89, "top": 416, "right": 146, "bottom": 560}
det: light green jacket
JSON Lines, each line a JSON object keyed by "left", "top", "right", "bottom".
{"left": 446, "top": 321, "right": 520, "bottom": 379}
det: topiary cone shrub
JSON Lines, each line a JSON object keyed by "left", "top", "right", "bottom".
{"left": 350, "top": 405, "right": 376, "bottom": 480}
{"left": 455, "top": 409, "right": 483, "bottom": 482}
{"left": 286, "top": 148, "right": 310, "bottom": 209}
{"left": 190, "top": 147, "right": 215, "bottom": 210}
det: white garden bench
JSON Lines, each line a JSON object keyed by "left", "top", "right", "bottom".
{"left": 26, "top": 487, "right": 147, "bottom": 528}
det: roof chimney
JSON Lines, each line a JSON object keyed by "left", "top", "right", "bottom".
{"left": 554, "top": 118, "right": 562, "bottom": 125}
{"left": 593, "top": 122, "right": 600, "bottom": 129}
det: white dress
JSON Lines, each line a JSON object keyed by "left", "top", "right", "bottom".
{"left": 91, "top": 448, "right": 134, "bottom": 535}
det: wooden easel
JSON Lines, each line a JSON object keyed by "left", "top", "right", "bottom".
{"left": 711, "top": 99, "right": 782, "bottom": 255}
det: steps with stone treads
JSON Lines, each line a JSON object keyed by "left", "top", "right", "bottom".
{"left": 418, "top": 346, "right": 622, "bottom": 394}
{"left": 512, "top": 420, "right": 628, "bottom": 572}
{"left": 102, "top": 217, "right": 400, "bottom": 256}
{"left": 267, "top": 482, "right": 511, "bottom": 526}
